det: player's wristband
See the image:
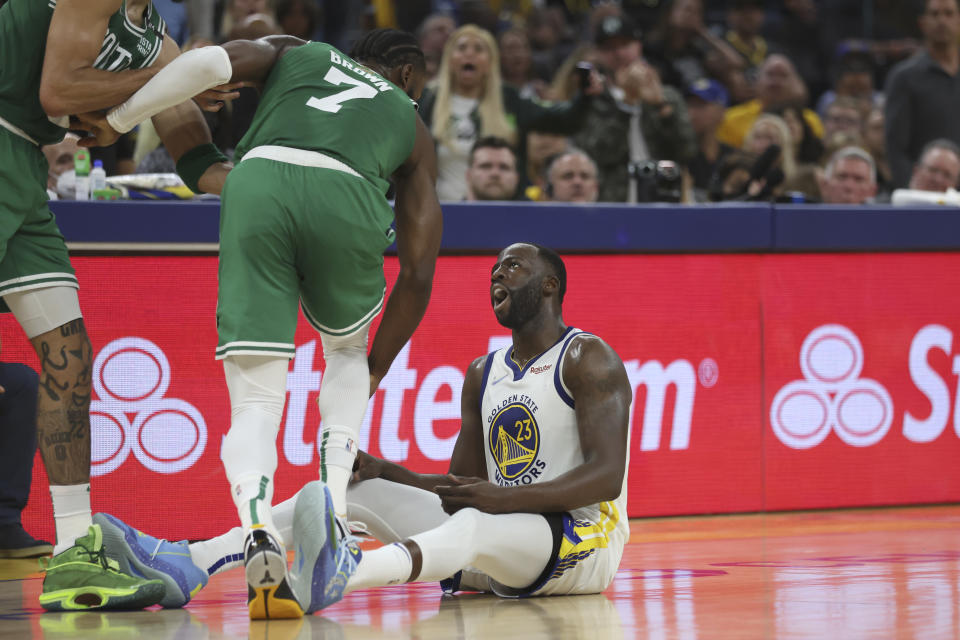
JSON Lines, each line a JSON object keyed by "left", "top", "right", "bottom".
{"left": 176, "top": 143, "right": 228, "bottom": 194}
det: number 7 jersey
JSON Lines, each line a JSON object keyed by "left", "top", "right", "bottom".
{"left": 233, "top": 42, "right": 418, "bottom": 197}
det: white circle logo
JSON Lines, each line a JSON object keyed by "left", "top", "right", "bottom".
{"left": 90, "top": 337, "right": 207, "bottom": 476}
{"left": 770, "top": 325, "right": 893, "bottom": 449}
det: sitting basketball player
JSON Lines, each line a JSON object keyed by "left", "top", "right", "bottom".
{"left": 94, "top": 242, "right": 631, "bottom": 610}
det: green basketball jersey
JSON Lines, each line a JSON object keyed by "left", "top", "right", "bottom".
{"left": 234, "top": 42, "right": 418, "bottom": 195}
{"left": 0, "top": 0, "right": 166, "bottom": 146}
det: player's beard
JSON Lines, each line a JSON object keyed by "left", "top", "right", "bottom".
{"left": 497, "top": 281, "right": 542, "bottom": 329}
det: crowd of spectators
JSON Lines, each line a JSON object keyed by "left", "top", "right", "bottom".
{"left": 34, "top": 0, "right": 960, "bottom": 206}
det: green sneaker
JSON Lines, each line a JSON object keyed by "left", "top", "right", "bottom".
{"left": 39, "top": 524, "right": 166, "bottom": 612}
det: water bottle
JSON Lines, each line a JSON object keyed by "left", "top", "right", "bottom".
{"left": 90, "top": 159, "right": 107, "bottom": 193}
{"left": 74, "top": 148, "right": 90, "bottom": 200}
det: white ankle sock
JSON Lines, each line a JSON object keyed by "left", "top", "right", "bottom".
{"left": 346, "top": 542, "right": 412, "bottom": 593}
{"left": 50, "top": 483, "right": 91, "bottom": 554}
{"left": 189, "top": 526, "right": 245, "bottom": 576}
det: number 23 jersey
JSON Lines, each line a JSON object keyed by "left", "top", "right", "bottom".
{"left": 478, "top": 327, "right": 630, "bottom": 543}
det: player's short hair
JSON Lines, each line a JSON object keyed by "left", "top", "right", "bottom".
{"left": 469, "top": 136, "right": 516, "bottom": 167}
{"left": 349, "top": 28, "right": 426, "bottom": 73}
{"left": 528, "top": 243, "right": 567, "bottom": 304}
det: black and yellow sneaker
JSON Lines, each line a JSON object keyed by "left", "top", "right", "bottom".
{"left": 39, "top": 524, "right": 165, "bottom": 611}
{"left": 244, "top": 527, "right": 303, "bottom": 620}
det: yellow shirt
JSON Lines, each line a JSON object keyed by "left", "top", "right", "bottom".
{"left": 716, "top": 99, "right": 824, "bottom": 149}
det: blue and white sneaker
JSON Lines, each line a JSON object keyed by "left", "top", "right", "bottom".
{"left": 93, "top": 512, "right": 208, "bottom": 608}
{"left": 289, "top": 481, "right": 362, "bottom": 613}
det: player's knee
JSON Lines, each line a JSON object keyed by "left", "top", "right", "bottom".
{"left": 448, "top": 507, "right": 484, "bottom": 545}
{"left": 6, "top": 286, "right": 83, "bottom": 339}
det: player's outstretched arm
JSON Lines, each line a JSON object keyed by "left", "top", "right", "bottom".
{"left": 437, "top": 336, "right": 631, "bottom": 515}
{"left": 105, "top": 36, "right": 307, "bottom": 136}
{"left": 40, "top": 0, "right": 160, "bottom": 117}
{"left": 351, "top": 356, "right": 486, "bottom": 494}
{"left": 367, "top": 116, "right": 443, "bottom": 388}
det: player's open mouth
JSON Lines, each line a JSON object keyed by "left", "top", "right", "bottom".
{"left": 491, "top": 285, "right": 509, "bottom": 312}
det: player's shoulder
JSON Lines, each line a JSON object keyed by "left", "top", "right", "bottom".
{"left": 562, "top": 330, "right": 627, "bottom": 382}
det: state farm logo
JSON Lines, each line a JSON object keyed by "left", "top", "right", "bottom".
{"left": 90, "top": 338, "right": 207, "bottom": 476}
{"left": 770, "top": 325, "right": 893, "bottom": 449}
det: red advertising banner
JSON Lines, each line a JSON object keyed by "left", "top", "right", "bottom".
{"left": 3, "top": 254, "right": 958, "bottom": 541}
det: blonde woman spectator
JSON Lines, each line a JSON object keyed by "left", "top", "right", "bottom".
{"left": 742, "top": 113, "right": 796, "bottom": 190}
{"left": 418, "top": 24, "right": 595, "bottom": 201}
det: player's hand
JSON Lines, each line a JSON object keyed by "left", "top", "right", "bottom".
{"left": 194, "top": 82, "right": 244, "bottom": 112}
{"left": 436, "top": 478, "right": 505, "bottom": 515}
{"left": 70, "top": 112, "right": 120, "bottom": 148}
{"left": 351, "top": 450, "right": 383, "bottom": 483}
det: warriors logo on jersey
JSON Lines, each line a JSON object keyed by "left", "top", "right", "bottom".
{"left": 488, "top": 403, "right": 541, "bottom": 482}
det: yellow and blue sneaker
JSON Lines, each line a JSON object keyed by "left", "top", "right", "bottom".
{"left": 244, "top": 526, "right": 304, "bottom": 619}
{"left": 39, "top": 524, "right": 165, "bottom": 611}
{"left": 93, "top": 513, "right": 208, "bottom": 608}
{"left": 289, "top": 481, "right": 362, "bottom": 613}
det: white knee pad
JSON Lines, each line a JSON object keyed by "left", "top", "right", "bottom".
{"left": 4, "top": 286, "right": 82, "bottom": 338}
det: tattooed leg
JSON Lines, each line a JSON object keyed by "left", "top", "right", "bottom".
{"left": 30, "top": 318, "right": 92, "bottom": 486}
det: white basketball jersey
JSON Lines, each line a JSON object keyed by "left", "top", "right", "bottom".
{"left": 478, "top": 328, "right": 630, "bottom": 549}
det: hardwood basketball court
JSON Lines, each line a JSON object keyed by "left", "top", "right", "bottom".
{"left": 1, "top": 504, "right": 957, "bottom": 639}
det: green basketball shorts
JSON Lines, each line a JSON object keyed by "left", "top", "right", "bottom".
{"left": 216, "top": 156, "right": 395, "bottom": 359}
{"left": 0, "top": 127, "right": 77, "bottom": 313}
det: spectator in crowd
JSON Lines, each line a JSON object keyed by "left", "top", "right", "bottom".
{"left": 152, "top": 0, "right": 189, "bottom": 45}
{"left": 720, "top": 0, "right": 769, "bottom": 102}
{"left": 41, "top": 133, "right": 79, "bottom": 199}
{"left": 499, "top": 28, "right": 546, "bottom": 99}
{"left": 525, "top": 131, "right": 570, "bottom": 201}
{"left": 685, "top": 78, "right": 733, "bottom": 194}
{"left": 419, "top": 24, "right": 595, "bottom": 201}
{"left": 768, "top": 0, "right": 830, "bottom": 102}
{"left": 909, "top": 138, "right": 960, "bottom": 192}
{"left": 0, "top": 362, "right": 52, "bottom": 558}
{"left": 465, "top": 137, "right": 522, "bottom": 201}
{"left": 527, "top": 6, "right": 576, "bottom": 83}
{"left": 417, "top": 13, "right": 456, "bottom": 81}
{"left": 822, "top": 96, "right": 866, "bottom": 147}
{"left": 717, "top": 54, "right": 823, "bottom": 149}
{"left": 742, "top": 113, "right": 796, "bottom": 196}
{"left": 885, "top": 0, "right": 960, "bottom": 188}
{"left": 275, "top": 0, "right": 319, "bottom": 40}
{"left": 220, "top": 0, "right": 276, "bottom": 41}
{"left": 815, "top": 51, "right": 884, "bottom": 118}
{"left": 573, "top": 12, "right": 696, "bottom": 202}
{"left": 818, "top": 146, "right": 878, "bottom": 204}
{"left": 708, "top": 149, "right": 756, "bottom": 201}
{"left": 544, "top": 149, "right": 600, "bottom": 203}
{"left": 641, "top": 0, "right": 746, "bottom": 93}
{"left": 862, "top": 107, "right": 893, "bottom": 195}
{"left": 766, "top": 103, "right": 825, "bottom": 164}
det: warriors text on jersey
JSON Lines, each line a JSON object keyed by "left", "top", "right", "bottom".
{"left": 0, "top": 0, "right": 166, "bottom": 145}
{"left": 478, "top": 327, "right": 630, "bottom": 594}
{"left": 233, "top": 42, "right": 418, "bottom": 197}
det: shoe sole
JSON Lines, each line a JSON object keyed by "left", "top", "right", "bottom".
{"left": 0, "top": 544, "right": 53, "bottom": 558}
{"left": 290, "top": 482, "right": 333, "bottom": 613}
{"left": 94, "top": 513, "right": 198, "bottom": 608}
{"left": 246, "top": 544, "right": 303, "bottom": 619}
{"left": 39, "top": 581, "right": 165, "bottom": 611}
